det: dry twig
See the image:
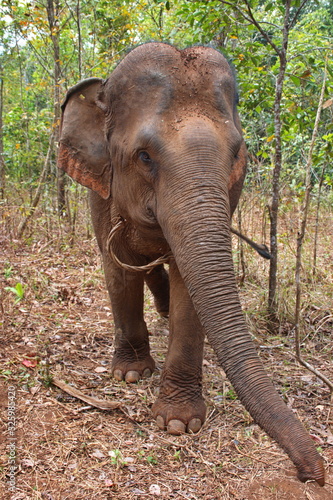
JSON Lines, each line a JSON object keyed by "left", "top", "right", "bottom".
{"left": 52, "top": 376, "right": 122, "bottom": 410}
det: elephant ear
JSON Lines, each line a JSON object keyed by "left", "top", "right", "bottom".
{"left": 58, "top": 78, "right": 111, "bottom": 199}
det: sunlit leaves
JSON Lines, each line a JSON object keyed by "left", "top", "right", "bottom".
{"left": 0, "top": 0, "right": 332, "bottom": 190}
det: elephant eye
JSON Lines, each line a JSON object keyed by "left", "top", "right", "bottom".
{"left": 139, "top": 151, "right": 152, "bottom": 163}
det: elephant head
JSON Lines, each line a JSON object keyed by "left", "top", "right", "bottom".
{"left": 58, "top": 43, "right": 324, "bottom": 485}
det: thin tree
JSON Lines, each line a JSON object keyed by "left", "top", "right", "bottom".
{"left": 46, "top": 0, "right": 65, "bottom": 215}
{"left": 294, "top": 60, "right": 333, "bottom": 391}
{"left": 312, "top": 163, "right": 326, "bottom": 278}
{"left": 8, "top": 0, "right": 65, "bottom": 236}
{"left": 0, "top": 65, "right": 5, "bottom": 200}
{"left": 312, "top": 128, "right": 333, "bottom": 278}
{"left": 76, "top": 0, "right": 82, "bottom": 79}
{"left": 219, "top": 0, "right": 310, "bottom": 322}
{"left": 17, "top": 129, "right": 56, "bottom": 238}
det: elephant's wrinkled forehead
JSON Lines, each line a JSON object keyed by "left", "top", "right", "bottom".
{"left": 107, "top": 43, "right": 237, "bottom": 121}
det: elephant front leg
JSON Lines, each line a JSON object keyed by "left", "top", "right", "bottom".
{"left": 152, "top": 259, "right": 206, "bottom": 435}
{"left": 106, "top": 263, "right": 155, "bottom": 383}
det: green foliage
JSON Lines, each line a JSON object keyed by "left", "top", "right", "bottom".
{"left": 109, "top": 449, "right": 125, "bottom": 467}
{"left": 176, "top": 1, "right": 224, "bottom": 45}
{"left": 5, "top": 282, "right": 26, "bottom": 303}
{"left": 0, "top": 369, "right": 13, "bottom": 379}
{"left": 0, "top": 0, "right": 332, "bottom": 192}
{"left": 224, "top": 387, "right": 237, "bottom": 400}
{"left": 313, "top": 133, "right": 333, "bottom": 187}
{"left": 146, "top": 454, "right": 158, "bottom": 465}
{"left": 3, "top": 264, "right": 13, "bottom": 278}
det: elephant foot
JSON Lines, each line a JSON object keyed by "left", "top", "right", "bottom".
{"left": 111, "top": 352, "right": 155, "bottom": 383}
{"left": 152, "top": 392, "right": 206, "bottom": 435}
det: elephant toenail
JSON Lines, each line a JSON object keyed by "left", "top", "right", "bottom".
{"left": 156, "top": 415, "right": 165, "bottom": 430}
{"left": 167, "top": 419, "right": 186, "bottom": 435}
{"left": 113, "top": 369, "right": 124, "bottom": 381}
{"left": 125, "top": 371, "right": 140, "bottom": 383}
{"left": 142, "top": 368, "right": 152, "bottom": 378}
{"left": 188, "top": 418, "right": 202, "bottom": 433}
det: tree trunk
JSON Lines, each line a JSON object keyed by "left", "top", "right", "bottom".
{"left": 46, "top": 0, "right": 66, "bottom": 215}
{"left": 312, "top": 165, "right": 325, "bottom": 278}
{"left": 17, "top": 130, "right": 55, "bottom": 239}
{"left": 267, "top": 50, "right": 287, "bottom": 321}
{"left": 76, "top": 0, "right": 82, "bottom": 79}
{"left": 219, "top": 0, "right": 303, "bottom": 323}
{"left": 267, "top": 0, "right": 291, "bottom": 322}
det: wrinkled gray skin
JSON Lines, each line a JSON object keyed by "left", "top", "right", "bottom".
{"left": 58, "top": 43, "right": 324, "bottom": 485}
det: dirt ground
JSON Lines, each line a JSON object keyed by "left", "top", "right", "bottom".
{"left": 1, "top": 204, "right": 332, "bottom": 499}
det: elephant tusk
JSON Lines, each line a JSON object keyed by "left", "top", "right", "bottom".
{"left": 107, "top": 218, "right": 172, "bottom": 273}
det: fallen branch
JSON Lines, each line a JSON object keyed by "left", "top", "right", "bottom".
{"left": 296, "top": 358, "right": 333, "bottom": 392}
{"left": 51, "top": 376, "right": 196, "bottom": 449}
{"left": 52, "top": 376, "right": 122, "bottom": 410}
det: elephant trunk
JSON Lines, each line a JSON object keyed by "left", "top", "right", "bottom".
{"left": 156, "top": 160, "right": 324, "bottom": 486}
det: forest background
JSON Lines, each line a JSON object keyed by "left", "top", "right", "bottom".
{"left": 0, "top": 2, "right": 333, "bottom": 498}
{"left": 1, "top": 0, "right": 333, "bottom": 318}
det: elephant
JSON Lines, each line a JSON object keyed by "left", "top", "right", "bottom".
{"left": 57, "top": 42, "right": 324, "bottom": 485}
